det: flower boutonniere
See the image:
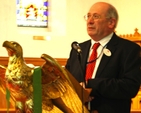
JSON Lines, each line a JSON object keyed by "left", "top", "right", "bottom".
{"left": 103, "top": 48, "right": 111, "bottom": 56}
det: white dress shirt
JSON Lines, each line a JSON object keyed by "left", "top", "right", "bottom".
{"left": 87, "top": 33, "right": 113, "bottom": 79}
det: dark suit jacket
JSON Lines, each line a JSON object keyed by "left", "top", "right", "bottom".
{"left": 65, "top": 33, "right": 141, "bottom": 113}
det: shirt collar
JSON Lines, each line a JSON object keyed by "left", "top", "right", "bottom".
{"left": 91, "top": 32, "right": 113, "bottom": 48}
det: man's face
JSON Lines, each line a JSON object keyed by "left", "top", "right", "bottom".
{"left": 86, "top": 3, "right": 112, "bottom": 41}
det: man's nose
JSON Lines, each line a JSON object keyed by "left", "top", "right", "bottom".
{"left": 87, "top": 16, "right": 94, "bottom": 23}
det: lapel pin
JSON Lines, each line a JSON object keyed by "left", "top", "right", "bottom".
{"left": 103, "top": 48, "right": 111, "bottom": 56}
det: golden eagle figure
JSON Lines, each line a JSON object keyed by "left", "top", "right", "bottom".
{"left": 0, "top": 40, "right": 89, "bottom": 113}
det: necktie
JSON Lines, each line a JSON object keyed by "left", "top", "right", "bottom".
{"left": 85, "top": 43, "right": 100, "bottom": 81}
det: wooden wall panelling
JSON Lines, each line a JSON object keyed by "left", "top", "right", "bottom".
{"left": 119, "top": 28, "right": 141, "bottom": 113}
{"left": 119, "top": 28, "right": 141, "bottom": 46}
{"left": 0, "top": 57, "right": 67, "bottom": 66}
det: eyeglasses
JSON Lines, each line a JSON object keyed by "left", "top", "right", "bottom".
{"left": 84, "top": 13, "right": 101, "bottom": 21}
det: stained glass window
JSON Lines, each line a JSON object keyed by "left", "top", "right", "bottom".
{"left": 16, "top": 0, "right": 48, "bottom": 28}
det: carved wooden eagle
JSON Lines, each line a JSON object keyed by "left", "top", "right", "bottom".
{"left": 0, "top": 40, "right": 89, "bottom": 113}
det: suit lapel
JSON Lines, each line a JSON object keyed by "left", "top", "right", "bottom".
{"left": 95, "top": 33, "right": 119, "bottom": 77}
{"left": 80, "top": 40, "right": 91, "bottom": 73}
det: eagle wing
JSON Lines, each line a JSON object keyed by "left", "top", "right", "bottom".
{"left": 41, "top": 54, "right": 89, "bottom": 113}
{"left": 0, "top": 65, "right": 16, "bottom": 107}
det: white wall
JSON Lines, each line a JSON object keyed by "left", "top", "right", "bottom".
{"left": 0, "top": 0, "right": 141, "bottom": 58}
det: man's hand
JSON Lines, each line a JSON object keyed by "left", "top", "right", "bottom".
{"left": 85, "top": 88, "right": 94, "bottom": 101}
{"left": 80, "top": 82, "right": 94, "bottom": 102}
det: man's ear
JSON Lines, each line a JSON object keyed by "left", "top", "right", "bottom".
{"left": 108, "top": 18, "right": 116, "bottom": 28}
